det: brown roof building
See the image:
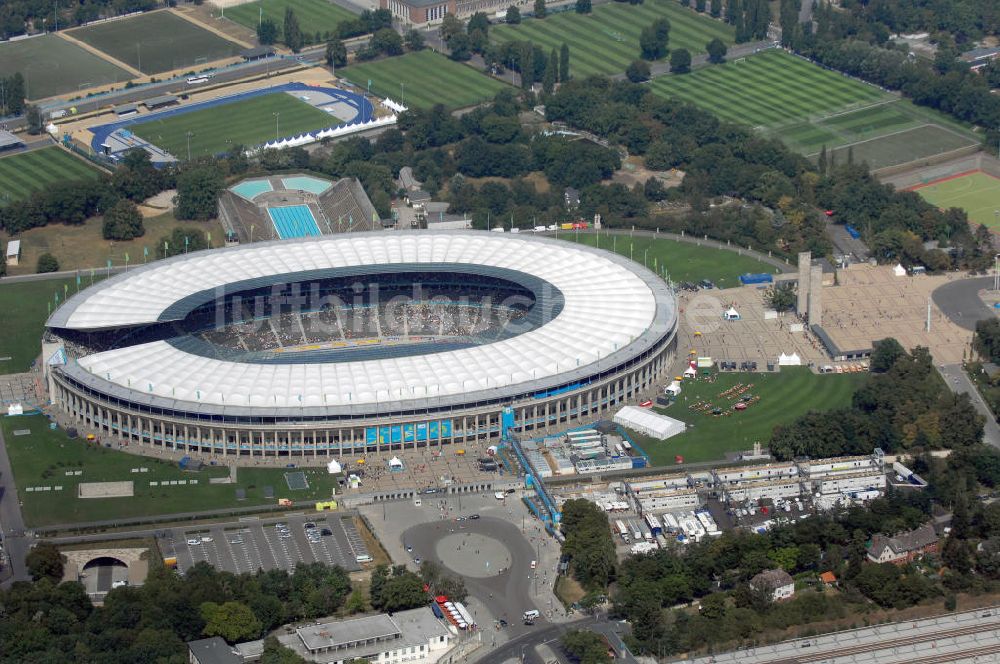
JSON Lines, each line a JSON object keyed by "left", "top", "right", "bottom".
{"left": 867, "top": 523, "right": 938, "bottom": 564}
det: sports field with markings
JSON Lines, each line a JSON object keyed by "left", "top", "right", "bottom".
{"left": 341, "top": 51, "right": 511, "bottom": 109}
{"left": 491, "top": 0, "right": 734, "bottom": 78}
{"left": 0, "top": 34, "right": 132, "bottom": 100}
{"left": 650, "top": 50, "right": 977, "bottom": 168}
{"left": 222, "top": 0, "right": 357, "bottom": 42}
{"left": 129, "top": 92, "right": 336, "bottom": 158}
{"left": 0, "top": 147, "right": 102, "bottom": 205}
{"left": 69, "top": 10, "right": 242, "bottom": 74}
{"left": 910, "top": 171, "right": 1000, "bottom": 229}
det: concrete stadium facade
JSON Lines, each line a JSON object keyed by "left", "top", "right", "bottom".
{"left": 45, "top": 232, "right": 677, "bottom": 458}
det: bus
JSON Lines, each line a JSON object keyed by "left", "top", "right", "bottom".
{"left": 187, "top": 75, "right": 210, "bottom": 85}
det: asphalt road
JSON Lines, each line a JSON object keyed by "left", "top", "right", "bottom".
{"left": 403, "top": 516, "right": 542, "bottom": 636}
{"left": 474, "top": 616, "right": 598, "bottom": 664}
{"left": 931, "top": 276, "right": 995, "bottom": 331}
{"left": 939, "top": 363, "right": 1000, "bottom": 449}
{"left": 929, "top": 276, "right": 1000, "bottom": 448}
{"left": 0, "top": 425, "right": 30, "bottom": 587}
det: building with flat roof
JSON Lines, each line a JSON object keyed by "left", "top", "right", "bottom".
{"left": 714, "top": 463, "right": 798, "bottom": 486}
{"left": 723, "top": 478, "right": 801, "bottom": 504}
{"left": 254, "top": 607, "right": 454, "bottom": 664}
{"left": 0, "top": 129, "right": 25, "bottom": 152}
{"left": 188, "top": 636, "right": 242, "bottom": 664}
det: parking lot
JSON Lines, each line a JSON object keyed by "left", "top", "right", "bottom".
{"left": 159, "top": 513, "right": 370, "bottom": 574}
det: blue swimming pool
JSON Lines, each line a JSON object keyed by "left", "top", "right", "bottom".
{"left": 268, "top": 205, "right": 321, "bottom": 239}
{"left": 231, "top": 179, "right": 273, "bottom": 201}
{"left": 282, "top": 176, "right": 331, "bottom": 195}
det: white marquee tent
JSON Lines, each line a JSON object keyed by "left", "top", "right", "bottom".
{"left": 777, "top": 352, "right": 802, "bottom": 366}
{"left": 326, "top": 459, "right": 342, "bottom": 474}
{"left": 613, "top": 406, "right": 687, "bottom": 440}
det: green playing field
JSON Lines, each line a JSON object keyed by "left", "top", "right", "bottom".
{"left": 68, "top": 10, "right": 242, "bottom": 74}
{"left": 129, "top": 92, "right": 336, "bottom": 159}
{"left": 491, "top": 0, "right": 734, "bottom": 78}
{"left": 0, "top": 147, "right": 101, "bottom": 205}
{"left": 635, "top": 368, "right": 865, "bottom": 465}
{"left": 222, "top": 0, "right": 357, "bottom": 42}
{"left": 911, "top": 171, "right": 1000, "bottom": 229}
{"left": 0, "top": 34, "right": 132, "bottom": 100}
{"left": 340, "top": 51, "right": 511, "bottom": 109}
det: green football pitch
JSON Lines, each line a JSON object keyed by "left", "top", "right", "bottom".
{"left": 0, "top": 34, "right": 132, "bottom": 100}
{"left": 341, "top": 51, "right": 511, "bottom": 109}
{"left": 634, "top": 368, "right": 865, "bottom": 465}
{"left": 68, "top": 10, "right": 242, "bottom": 74}
{"left": 911, "top": 171, "right": 1000, "bottom": 229}
{"left": 222, "top": 0, "right": 357, "bottom": 42}
{"left": 129, "top": 92, "right": 336, "bottom": 159}
{"left": 651, "top": 49, "right": 888, "bottom": 129}
{"left": 0, "top": 147, "right": 101, "bottom": 206}
{"left": 491, "top": 0, "right": 734, "bottom": 78}
{"left": 556, "top": 231, "right": 780, "bottom": 289}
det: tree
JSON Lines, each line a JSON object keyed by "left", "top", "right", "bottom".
{"left": 706, "top": 37, "right": 727, "bottom": 63}
{"left": 201, "top": 601, "right": 263, "bottom": 643}
{"left": 371, "top": 27, "right": 403, "bottom": 56}
{"left": 176, "top": 163, "right": 224, "bottom": 220}
{"left": 626, "top": 59, "right": 651, "bottom": 82}
{"left": 562, "top": 630, "right": 613, "bottom": 664}
{"left": 576, "top": 0, "right": 591, "bottom": 13}
{"left": 369, "top": 565, "right": 428, "bottom": 612}
{"left": 766, "top": 282, "right": 796, "bottom": 312}
{"left": 543, "top": 48, "right": 559, "bottom": 93}
{"left": 160, "top": 227, "right": 209, "bottom": 258}
{"left": 26, "top": 104, "right": 42, "bottom": 135}
{"left": 257, "top": 17, "right": 279, "bottom": 45}
{"left": 262, "top": 636, "right": 308, "bottom": 664}
{"left": 506, "top": 5, "right": 521, "bottom": 23}
{"left": 326, "top": 38, "right": 347, "bottom": 67}
{"left": 36, "top": 253, "right": 59, "bottom": 274}
{"left": 870, "top": 338, "right": 906, "bottom": 373}
{"left": 283, "top": 7, "right": 303, "bottom": 52}
{"left": 534, "top": 0, "right": 546, "bottom": 18}
{"left": 404, "top": 29, "right": 425, "bottom": 51}
{"left": 26, "top": 543, "right": 64, "bottom": 581}
{"left": 102, "top": 200, "right": 144, "bottom": 241}
{"left": 670, "top": 48, "right": 691, "bottom": 73}
{"left": 560, "top": 43, "right": 570, "bottom": 81}
{"left": 709, "top": 0, "right": 721, "bottom": 17}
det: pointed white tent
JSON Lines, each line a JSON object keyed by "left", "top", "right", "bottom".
{"left": 723, "top": 307, "right": 741, "bottom": 320}
{"left": 326, "top": 459, "right": 342, "bottom": 474}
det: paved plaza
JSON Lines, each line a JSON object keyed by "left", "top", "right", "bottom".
{"left": 677, "top": 264, "right": 975, "bottom": 370}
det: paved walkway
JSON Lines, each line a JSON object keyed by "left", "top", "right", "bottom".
{"left": 0, "top": 425, "right": 30, "bottom": 587}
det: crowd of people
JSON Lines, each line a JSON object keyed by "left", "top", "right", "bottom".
{"left": 195, "top": 300, "right": 531, "bottom": 352}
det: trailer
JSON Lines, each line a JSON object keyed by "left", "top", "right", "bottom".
{"left": 615, "top": 519, "right": 629, "bottom": 538}
{"left": 644, "top": 513, "right": 663, "bottom": 536}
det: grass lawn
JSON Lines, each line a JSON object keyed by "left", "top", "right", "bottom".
{"left": 2, "top": 414, "right": 341, "bottom": 527}
{"left": 130, "top": 93, "right": 335, "bottom": 158}
{"left": 68, "top": 10, "right": 242, "bottom": 75}
{"left": 0, "top": 146, "right": 102, "bottom": 205}
{"left": 0, "top": 277, "right": 97, "bottom": 374}
{"left": 824, "top": 123, "right": 976, "bottom": 172}
{"left": 632, "top": 367, "right": 865, "bottom": 465}
{"left": 910, "top": 171, "right": 1000, "bottom": 229}
{"left": 0, "top": 34, "right": 132, "bottom": 100}
{"left": 0, "top": 210, "right": 224, "bottom": 276}
{"left": 651, "top": 50, "right": 887, "bottom": 129}
{"left": 491, "top": 0, "right": 734, "bottom": 78}
{"left": 222, "top": 0, "right": 357, "bottom": 42}
{"left": 340, "top": 51, "right": 511, "bottom": 109}
{"left": 555, "top": 231, "right": 780, "bottom": 288}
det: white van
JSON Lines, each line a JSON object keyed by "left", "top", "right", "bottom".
{"left": 523, "top": 610, "right": 540, "bottom": 621}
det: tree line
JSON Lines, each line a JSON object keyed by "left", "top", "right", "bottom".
{"left": 0, "top": 0, "right": 156, "bottom": 39}
{"left": 4, "top": 551, "right": 434, "bottom": 662}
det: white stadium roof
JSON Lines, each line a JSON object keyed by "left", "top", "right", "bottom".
{"left": 49, "top": 232, "right": 673, "bottom": 411}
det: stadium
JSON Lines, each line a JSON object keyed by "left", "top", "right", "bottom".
{"left": 42, "top": 232, "right": 677, "bottom": 458}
